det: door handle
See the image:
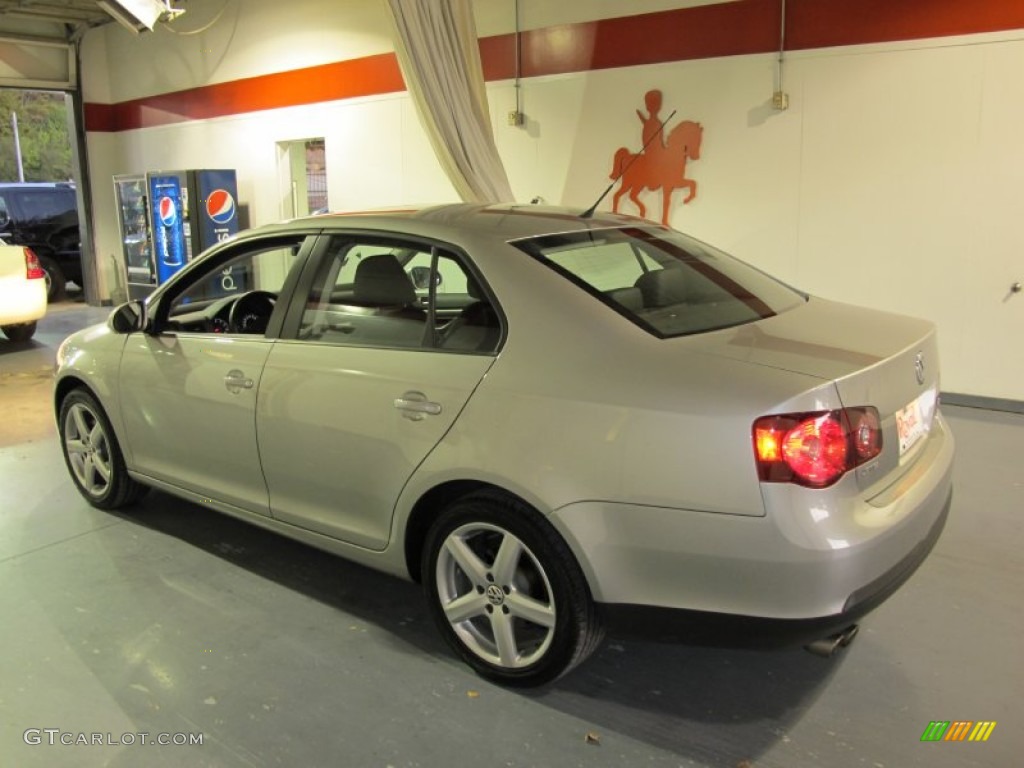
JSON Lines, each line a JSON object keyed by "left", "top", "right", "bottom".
{"left": 394, "top": 390, "right": 442, "bottom": 420}
{"left": 224, "top": 369, "right": 254, "bottom": 394}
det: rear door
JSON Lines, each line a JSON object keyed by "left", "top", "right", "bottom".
{"left": 257, "top": 234, "right": 501, "bottom": 550}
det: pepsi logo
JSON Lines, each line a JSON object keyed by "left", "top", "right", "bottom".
{"left": 158, "top": 196, "right": 177, "bottom": 226}
{"left": 206, "top": 188, "right": 236, "bottom": 224}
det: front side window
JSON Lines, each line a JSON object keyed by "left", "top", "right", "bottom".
{"left": 296, "top": 236, "right": 500, "bottom": 353}
{"left": 514, "top": 226, "right": 805, "bottom": 338}
{"left": 163, "top": 238, "right": 306, "bottom": 335}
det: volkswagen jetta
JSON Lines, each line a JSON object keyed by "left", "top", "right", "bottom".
{"left": 54, "top": 204, "right": 954, "bottom": 686}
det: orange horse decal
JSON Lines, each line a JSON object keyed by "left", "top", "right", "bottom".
{"left": 610, "top": 90, "right": 703, "bottom": 225}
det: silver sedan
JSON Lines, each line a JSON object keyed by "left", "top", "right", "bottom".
{"left": 54, "top": 204, "right": 954, "bottom": 686}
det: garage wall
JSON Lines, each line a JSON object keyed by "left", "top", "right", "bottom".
{"left": 80, "top": 0, "right": 1024, "bottom": 401}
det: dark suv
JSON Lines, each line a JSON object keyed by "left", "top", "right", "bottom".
{"left": 0, "top": 183, "right": 81, "bottom": 300}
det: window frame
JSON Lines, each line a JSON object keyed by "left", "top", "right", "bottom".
{"left": 277, "top": 229, "right": 506, "bottom": 355}
{"left": 149, "top": 232, "right": 317, "bottom": 338}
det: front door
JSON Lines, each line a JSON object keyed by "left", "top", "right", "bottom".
{"left": 118, "top": 235, "right": 311, "bottom": 515}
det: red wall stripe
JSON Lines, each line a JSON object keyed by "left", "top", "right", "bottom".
{"left": 91, "top": 53, "right": 404, "bottom": 131}
{"left": 86, "top": 0, "right": 1024, "bottom": 132}
{"left": 787, "top": 0, "right": 1024, "bottom": 50}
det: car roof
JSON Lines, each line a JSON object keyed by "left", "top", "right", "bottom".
{"left": 268, "top": 203, "right": 655, "bottom": 242}
{"left": 0, "top": 182, "right": 75, "bottom": 190}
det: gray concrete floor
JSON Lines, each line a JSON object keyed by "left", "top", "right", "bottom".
{"left": 1, "top": 300, "right": 1021, "bottom": 768}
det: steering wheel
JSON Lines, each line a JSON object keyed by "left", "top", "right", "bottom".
{"left": 228, "top": 290, "right": 276, "bottom": 334}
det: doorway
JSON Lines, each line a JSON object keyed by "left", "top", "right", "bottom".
{"left": 277, "top": 138, "right": 328, "bottom": 218}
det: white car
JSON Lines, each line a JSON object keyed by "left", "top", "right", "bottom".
{"left": 0, "top": 242, "right": 47, "bottom": 341}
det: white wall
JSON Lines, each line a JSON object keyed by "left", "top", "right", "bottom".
{"left": 81, "top": 1, "right": 1024, "bottom": 400}
{"left": 91, "top": 0, "right": 395, "bottom": 102}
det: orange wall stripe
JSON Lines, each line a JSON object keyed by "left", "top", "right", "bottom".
{"left": 88, "top": 52, "right": 404, "bottom": 131}
{"left": 86, "top": 0, "right": 1024, "bottom": 132}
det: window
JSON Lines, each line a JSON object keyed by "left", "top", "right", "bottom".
{"left": 297, "top": 236, "right": 500, "bottom": 353}
{"left": 515, "top": 226, "right": 805, "bottom": 338}
{"left": 15, "top": 190, "right": 75, "bottom": 222}
{"left": 163, "top": 238, "right": 305, "bottom": 335}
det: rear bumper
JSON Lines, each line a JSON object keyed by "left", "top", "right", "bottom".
{"left": 0, "top": 275, "right": 47, "bottom": 325}
{"left": 601, "top": 488, "right": 950, "bottom": 647}
{"left": 547, "top": 412, "right": 954, "bottom": 624}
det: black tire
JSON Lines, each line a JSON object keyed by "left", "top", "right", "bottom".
{"left": 1, "top": 322, "right": 36, "bottom": 342}
{"left": 38, "top": 254, "right": 66, "bottom": 302}
{"left": 58, "top": 388, "right": 147, "bottom": 510}
{"left": 422, "top": 490, "right": 604, "bottom": 687}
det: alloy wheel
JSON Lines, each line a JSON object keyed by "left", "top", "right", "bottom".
{"left": 63, "top": 402, "right": 113, "bottom": 499}
{"left": 435, "top": 522, "right": 556, "bottom": 669}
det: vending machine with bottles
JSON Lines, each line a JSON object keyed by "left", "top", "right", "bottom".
{"left": 113, "top": 169, "right": 239, "bottom": 300}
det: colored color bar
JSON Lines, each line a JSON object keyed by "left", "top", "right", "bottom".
{"left": 969, "top": 721, "right": 997, "bottom": 742}
{"left": 920, "top": 721, "right": 949, "bottom": 742}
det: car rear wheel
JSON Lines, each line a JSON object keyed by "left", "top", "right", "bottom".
{"left": 59, "top": 389, "right": 147, "bottom": 509}
{"left": 38, "top": 254, "right": 66, "bottom": 302}
{"left": 423, "top": 491, "right": 603, "bottom": 686}
{"left": 1, "top": 322, "right": 36, "bottom": 342}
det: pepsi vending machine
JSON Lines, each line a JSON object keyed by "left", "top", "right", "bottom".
{"left": 114, "top": 169, "right": 240, "bottom": 299}
{"left": 148, "top": 174, "right": 188, "bottom": 284}
{"left": 187, "top": 169, "right": 247, "bottom": 298}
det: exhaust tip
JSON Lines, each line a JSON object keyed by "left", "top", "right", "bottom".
{"left": 804, "top": 624, "right": 859, "bottom": 658}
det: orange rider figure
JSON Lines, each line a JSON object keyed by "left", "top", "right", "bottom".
{"left": 636, "top": 89, "right": 668, "bottom": 169}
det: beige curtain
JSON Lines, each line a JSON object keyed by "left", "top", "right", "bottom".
{"left": 384, "top": 0, "right": 515, "bottom": 203}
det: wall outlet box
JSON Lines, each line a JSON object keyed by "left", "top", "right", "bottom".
{"left": 772, "top": 91, "right": 789, "bottom": 110}
{"left": 507, "top": 110, "right": 525, "bottom": 127}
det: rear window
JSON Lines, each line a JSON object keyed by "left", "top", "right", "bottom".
{"left": 513, "top": 226, "right": 805, "bottom": 338}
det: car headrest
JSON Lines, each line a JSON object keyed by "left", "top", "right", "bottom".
{"left": 605, "top": 286, "right": 644, "bottom": 312}
{"left": 353, "top": 254, "right": 416, "bottom": 305}
{"left": 634, "top": 267, "right": 688, "bottom": 308}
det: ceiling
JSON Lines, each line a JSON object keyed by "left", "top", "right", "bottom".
{"left": 0, "top": 1, "right": 123, "bottom": 41}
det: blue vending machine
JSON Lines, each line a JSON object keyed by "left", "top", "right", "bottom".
{"left": 145, "top": 169, "right": 240, "bottom": 284}
{"left": 188, "top": 169, "right": 247, "bottom": 296}
{"left": 147, "top": 174, "right": 188, "bottom": 285}
{"left": 190, "top": 169, "right": 240, "bottom": 254}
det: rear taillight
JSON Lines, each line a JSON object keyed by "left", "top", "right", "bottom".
{"left": 24, "top": 248, "right": 45, "bottom": 280}
{"left": 753, "top": 407, "right": 881, "bottom": 488}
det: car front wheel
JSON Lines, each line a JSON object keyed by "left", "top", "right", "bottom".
{"left": 59, "top": 389, "right": 147, "bottom": 509}
{"left": 423, "top": 491, "right": 603, "bottom": 686}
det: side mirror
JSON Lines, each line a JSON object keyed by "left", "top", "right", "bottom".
{"left": 409, "top": 266, "right": 441, "bottom": 290}
{"left": 109, "top": 300, "right": 147, "bottom": 334}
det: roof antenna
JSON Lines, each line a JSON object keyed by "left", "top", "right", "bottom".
{"left": 580, "top": 109, "right": 676, "bottom": 219}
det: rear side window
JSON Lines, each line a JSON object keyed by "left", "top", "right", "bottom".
{"left": 513, "top": 226, "right": 805, "bottom": 338}
{"left": 13, "top": 190, "right": 76, "bottom": 221}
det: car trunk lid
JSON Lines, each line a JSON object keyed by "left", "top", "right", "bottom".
{"left": 686, "top": 297, "right": 941, "bottom": 491}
